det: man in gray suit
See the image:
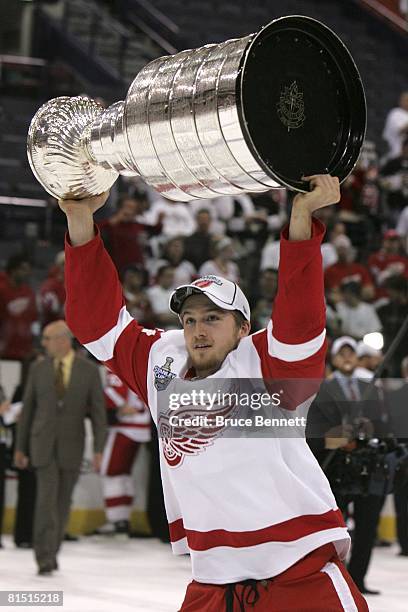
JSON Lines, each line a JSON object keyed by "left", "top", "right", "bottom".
{"left": 14, "top": 320, "right": 106, "bottom": 575}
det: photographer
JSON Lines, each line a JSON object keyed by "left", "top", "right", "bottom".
{"left": 307, "top": 336, "right": 392, "bottom": 596}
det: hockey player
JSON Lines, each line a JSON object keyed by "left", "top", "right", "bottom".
{"left": 59, "top": 175, "right": 368, "bottom": 611}
{"left": 98, "top": 370, "right": 151, "bottom": 535}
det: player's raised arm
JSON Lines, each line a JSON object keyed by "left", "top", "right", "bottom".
{"left": 273, "top": 174, "right": 340, "bottom": 350}
{"left": 59, "top": 192, "right": 109, "bottom": 246}
{"left": 59, "top": 193, "right": 162, "bottom": 405}
{"left": 288, "top": 175, "right": 340, "bottom": 241}
{"left": 252, "top": 175, "right": 340, "bottom": 398}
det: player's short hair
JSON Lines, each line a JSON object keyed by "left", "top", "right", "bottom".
{"left": 232, "top": 310, "right": 246, "bottom": 329}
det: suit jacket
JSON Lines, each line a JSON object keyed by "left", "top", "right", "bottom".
{"left": 16, "top": 355, "right": 106, "bottom": 469}
{"left": 306, "top": 376, "right": 390, "bottom": 465}
{"left": 385, "top": 382, "right": 408, "bottom": 444}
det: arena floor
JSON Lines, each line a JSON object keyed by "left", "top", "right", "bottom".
{"left": 1, "top": 535, "right": 407, "bottom": 611}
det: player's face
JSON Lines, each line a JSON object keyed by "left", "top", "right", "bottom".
{"left": 181, "top": 295, "right": 249, "bottom": 378}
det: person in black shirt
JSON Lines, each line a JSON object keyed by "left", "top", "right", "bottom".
{"left": 307, "top": 336, "right": 391, "bottom": 595}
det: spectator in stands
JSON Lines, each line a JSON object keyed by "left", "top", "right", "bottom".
{"left": 251, "top": 268, "right": 278, "bottom": 332}
{"left": 337, "top": 170, "right": 364, "bottom": 213}
{"left": 184, "top": 209, "right": 214, "bottom": 269}
{"left": 397, "top": 205, "right": 408, "bottom": 253}
{"left": 368, "top": 229, "right": 408, "bottom": 302}
{"left": 321, "top": 221, "right": 347, "bottom": 269}
{"left": 188, "top": 196, "right": 229, "bottom": 235}
{"left": 354, "top": 342, "right": 383, "bottom": 380}
{"left": 377, "top": 276, "right": 408, "bottom": 377}
{"left": 98, "top": 194, "right": 162, "bottom": 275}
{"left": 324, "top": 235, "right": 375, "bottom": 302}
{"left": 14, "top": 320, "right": 106, "bottom": 575}
{"left": 382, "top": 92, "right": 408, "bottom": 161}
{"left": 146, "top": 265, "right": 179, "bottom": 330}
{"left": 122, "top": 265, "right": 153, "bottom": 327}
{"left": 199, "top": 236, "right": 240, "bottom": 283}
{"left": 0, "top": 254, "right": 38, "bottom": 361}
{"left": 39, "top": 251, "right": 66, "bottom": 328}
{"left": 334, "top": 281, "right": 382, "bottom": 340}
{"left": 260, "top": 232, "right": 280, "bottom": 271}
{"left": 151, "top": 236, "right": 196, "bottom": 287}
{"left": 380, "top": 136, "right": 408, "bottom": 218}
{"left": 252, "top": 189, "right": 288, "bottom": 234}
{"left": 138, "top": 198, "right": 195, "bottom": 239}
{"left": 359, "top": 165, "right": 383, "bottom": 225}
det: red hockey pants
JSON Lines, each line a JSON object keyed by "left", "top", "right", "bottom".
{"left": 179, "top": 543, "right": 368, "bottom": 611}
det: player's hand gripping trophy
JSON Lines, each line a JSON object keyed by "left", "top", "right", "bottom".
{"left": 27, "top": 16, "right": 366, "bottom": 205}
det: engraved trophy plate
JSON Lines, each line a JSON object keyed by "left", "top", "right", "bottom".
{"left": 27, "top": 15, "right": 366, "bottom": 201}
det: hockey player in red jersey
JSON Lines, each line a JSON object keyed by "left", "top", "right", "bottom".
{"left": 60, "top": 175, "right": 368, "bottom": 611}
{"left": 99, "top": 370, "right": 151, "bottom": 535}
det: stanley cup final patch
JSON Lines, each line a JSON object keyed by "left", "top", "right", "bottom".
{"left": 154, "top": 357, "right": 177, "bottom": 391}
{"left": 277, "top": 81, "right": 306, "bottom": 132}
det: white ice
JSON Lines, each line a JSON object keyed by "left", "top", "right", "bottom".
{"left": 1, "top": 535, "right": 407, "bottom": 611}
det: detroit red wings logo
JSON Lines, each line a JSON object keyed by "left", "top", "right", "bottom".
{"left": 192, "top": 275, "right": 223, "bottom": 289}
{"left": 159, "top": 401, "right": 237, "bottom": 468}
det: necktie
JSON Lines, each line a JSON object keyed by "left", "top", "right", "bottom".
{"left": 55, "top": 361, "right": 65, "bottom": 400}
{"left": 348, "top": 378, "right": 358, "bottom": 402}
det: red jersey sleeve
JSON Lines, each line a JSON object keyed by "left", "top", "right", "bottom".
{"left": 252, "top": 218, "right": 327, "bottom": 408}
{"left": 104, "top": 371, "right": 128, "bottom": 410}
{"left": 64, "top": 228, "right": 161, "bottom": 405}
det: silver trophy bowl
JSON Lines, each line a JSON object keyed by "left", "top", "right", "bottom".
{"left": 27, "top": 15, "right": 366, "bottom": 201}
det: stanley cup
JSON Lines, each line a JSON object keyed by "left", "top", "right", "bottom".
{"left": 27, "top": 15, "right": 366, "bottom": 202}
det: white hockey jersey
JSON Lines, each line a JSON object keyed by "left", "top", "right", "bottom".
{"left": 65, "top": 218, "right": 350, "bottom": 584}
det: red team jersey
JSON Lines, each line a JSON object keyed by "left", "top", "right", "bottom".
{"left": 104, "top": 370, "right": 151, "bottom": 442}
{"left": 39, "top": 273, "right": 66, "bottom": 327}
{"left": 324, "top": 261, "right": 373, "bottom": 291}
{"left": 368, "top": 251, "right": 408, "bottom": 296}
{"left": 0, "top": 280, "right": 37, "bottom": 360}
{"left": 65, "top": 219, "right": 349, "bottom": 584}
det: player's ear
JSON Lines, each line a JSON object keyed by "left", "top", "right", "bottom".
{"left": 239, "top": 320, "right": 251, "bottom": 338}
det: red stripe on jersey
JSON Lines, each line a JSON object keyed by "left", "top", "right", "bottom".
{"left": 169, "top": 518, "right": 187, "bottom": 543}
{"left": 106, "top": 495, "right": 134, "bottom": 507}
{"left": 169, "top": 509, "right": 344, "bottom": 550}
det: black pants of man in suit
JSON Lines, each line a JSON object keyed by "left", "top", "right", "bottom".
{"left": 336, "top": 493, "right": 384, "bottom": 590}
{"left": 14, "top": 468, "right": 36, "bottom": 547}
{"left": 394, "top": 481, "right": 408, "bottom": 554}
{"left": 34, "top": 460, "right": 79, "bottom": 570}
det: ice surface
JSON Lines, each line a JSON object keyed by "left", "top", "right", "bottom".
{"left": 1, "top": 535, "right": 406, "bottom": 611}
